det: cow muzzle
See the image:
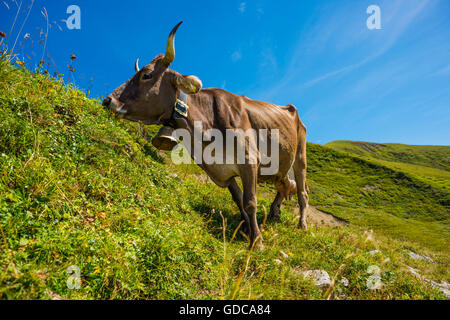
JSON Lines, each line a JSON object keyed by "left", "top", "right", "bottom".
{"left": 102, "top": 96, "right": 127, "bottom": 114}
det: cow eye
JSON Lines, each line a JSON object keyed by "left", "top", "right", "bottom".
{"left": 142, "top": 73, "right": 152, "bottom": 80}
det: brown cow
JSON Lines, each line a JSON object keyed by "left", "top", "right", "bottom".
{"left": 103, "top": 22, "right": 309, "bottom": 250}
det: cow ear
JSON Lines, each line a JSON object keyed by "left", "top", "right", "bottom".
{"left": 175, "top": 75, "right": 202, "bottom": 94}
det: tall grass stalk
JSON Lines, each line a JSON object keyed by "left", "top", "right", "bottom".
{"left": 11, "top": 0, "right": 34, "bottom": 54}
{"left": 219, "top": 211, "right": 227, "bottom": 298}
{"left": 40, "top": 7, "right": 48, "bottom": 63}
{"left": 231, "top": 233, "right": 261, "bottom": 300}
{"left": 5, "top": 0, "right": 23, "bottom": 51}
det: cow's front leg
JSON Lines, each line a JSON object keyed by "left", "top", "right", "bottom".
{"left": 227, "top": 178, "right": 250, "bottom": 235}
{"left": 240, "top": 166, "right": 264, "bottom": 251}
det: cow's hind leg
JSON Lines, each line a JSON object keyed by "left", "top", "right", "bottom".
{"left": 228, "top": 178, "right": 250, "bottom": 234}
{"left": 293, "top": 133, "right": 309, "bottom": 230}
{"left": 269, "top": 192, "right": 283, "bottom": 222}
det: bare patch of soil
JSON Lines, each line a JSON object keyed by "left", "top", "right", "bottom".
{"left": 295, "top": 206, "right": 348, "bottom": 227}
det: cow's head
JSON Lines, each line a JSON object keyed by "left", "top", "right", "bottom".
{"left": 102, "top": 21, "right": 202, "bottom": 125}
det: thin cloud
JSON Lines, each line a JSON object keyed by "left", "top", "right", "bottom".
{"left": 231, "top": 49, "right": 242, "bottom": 62}
{"left": 430, "top": 64, "right": 450, "bottom": 77}
{"left": 238, "top": 2, "right": 246, "bottom": 14}
{"left": 258, "top": 0, "right": 432, "bottom": 100}
{"left": 260, "top": 48, "right": 278, "bottom": 73}
{"left": 303, "top": 0, "right": 431, "bottom": 88}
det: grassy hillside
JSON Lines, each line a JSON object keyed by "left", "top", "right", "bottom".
{"left": 0, "top": 56, "right": 448, "bottom": 300}
{"left": 326, "top": 141, "right": 450, "bottom": 170}
{"left": 326, "top": 141, "right": 450, "bottom": 192}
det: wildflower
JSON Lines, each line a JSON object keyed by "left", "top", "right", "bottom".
{"left": 96, "top": 212, "right": 106, "bottom": 219}
{"left": 15, "top": 60, "right": 25, "bottom": 66}
{"left": 0, "top": 31, "right": 6, "bottom": 38}
{"left": 70, "top": 54, "right": 76, "bottom": 60}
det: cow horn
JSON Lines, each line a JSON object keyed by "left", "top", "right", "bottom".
{"left": 163, "top": 21, "right": 183, "bottom": 66}
{"left": 135, "top": 58, "right": 140, "bottom": 73}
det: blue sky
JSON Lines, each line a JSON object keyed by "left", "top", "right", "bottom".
{"left": 1, "top": 0, "right": 449, "bottom": 145}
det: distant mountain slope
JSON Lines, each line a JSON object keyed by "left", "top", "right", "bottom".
{"left": 326, "top": 141, "right": 450, "bottom": 192}
{"left": 326, "top": 141, "right": 450, "bottom": 170}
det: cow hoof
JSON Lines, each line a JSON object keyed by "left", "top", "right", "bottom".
{"left": 268, "top": 213, "right": 281, "bottom": 222}
{"left": 250, "top": 237, "right": 264, "bottom": 251}
{"left": 298, "top": 222, "right": 308, "bottom": 231}
{"left": 251, "top": 241, "right": 264, "bottom": 251}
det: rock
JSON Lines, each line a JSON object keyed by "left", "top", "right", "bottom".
{"left": 45, "top": 290, "right": 64, "bottom": 300}
{"left": 407, "top": 266, "right": 420, "bottom": 277}
{"left": 170, "top": 173, "right": 184, "bottom": 183}
{"left": 429, "top": 281, "right": 450, "bottom": 298}
{"left": 274, "top": 259, "right": 282, "bottom": 265}
{"left": 362, "top": 185, "right": 378, "bottom": 193}
{"left": 280, "top": 250, "right": 289, "bottom": 259}
{"left": 407, "top": 266, "right": 450, "bottom": 298}
{"left": 303, "top": 270, "right": 332, "bottom": 289}
{"left": 408, "top": 251, "right": 435, "bottom": 263}
{"left": 364, "top": 230, "right": 375, "bottom": 242}
{"left": 340, "top": 277, "right": 349, "bottom": 287}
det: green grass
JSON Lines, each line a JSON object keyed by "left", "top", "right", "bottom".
{"left": 0, "top": 56, "right": 448, "bottom": 300}
{"left": 326, "top": 141, "right": 450, "bottom": 192}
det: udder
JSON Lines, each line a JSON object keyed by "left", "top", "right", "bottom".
{"left": 275, "top": 177, "right": 297, "bottom": 200}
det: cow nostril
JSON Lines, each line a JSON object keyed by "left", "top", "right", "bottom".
{"left": 102, "top": 97, "right": 112, "bottom": 107}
